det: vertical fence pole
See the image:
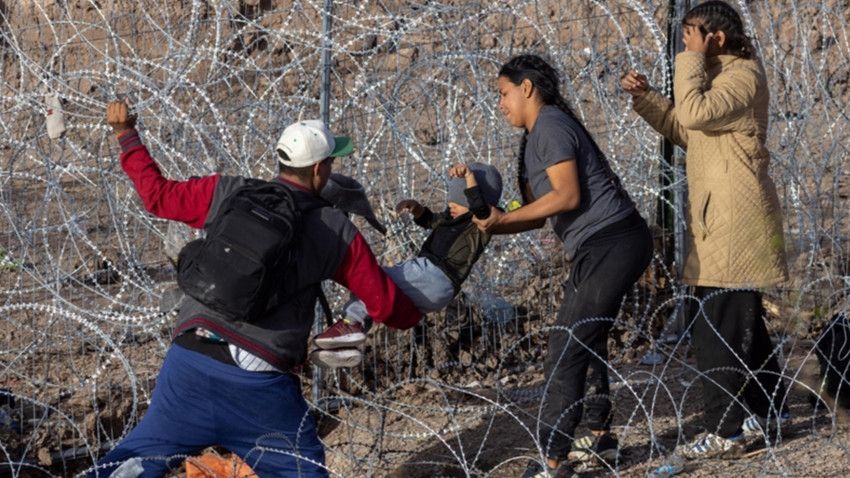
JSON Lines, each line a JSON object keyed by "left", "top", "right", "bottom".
{"left": 660, "top": 0, "right": 694, "bottom": 338}
{"left": 313, "top": 0, "right": 335, "bottom": 408}
{"left": 319, "top": 0, "right": 334, "bottom": 125}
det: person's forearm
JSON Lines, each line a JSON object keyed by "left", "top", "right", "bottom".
{"left": 508, "top": 189, "right": 572, "bottom": 221}
{"left": 488, "top": 188, "right": 575, "bottom": 233}
{"left": 413, "top": 207, "right": 438, "bottom": 229}
{"left": 489, "top": 217, "right": 545, "bottom": 234}
{"left": 632, "top": 88, "right": 688, "bottom": 148}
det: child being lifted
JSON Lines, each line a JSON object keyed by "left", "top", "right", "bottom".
{"left": 311, "top": 162, "right": 503, "bottom": 368}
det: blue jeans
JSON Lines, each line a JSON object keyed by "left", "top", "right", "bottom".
{"left": 344, "top": 256, "right": 455, "bottom": 322}
{"left": 90, "top": 344, "right": 327, "bottom": 477}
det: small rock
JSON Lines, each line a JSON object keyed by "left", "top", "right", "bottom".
{"left": 37, "top": 447, "right": 52, "bottom": 466}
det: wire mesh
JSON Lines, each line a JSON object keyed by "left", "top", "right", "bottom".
{"left": 0, "top": 0, "right": 848, "bottom": 476}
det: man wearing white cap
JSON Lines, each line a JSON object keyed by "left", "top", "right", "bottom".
{"left": 94, "top": 102, "right": 421, "bottom": 478}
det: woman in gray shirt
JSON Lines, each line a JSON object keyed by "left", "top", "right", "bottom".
{"left": 474, "top": 54, "right": 654, "bottom": 478}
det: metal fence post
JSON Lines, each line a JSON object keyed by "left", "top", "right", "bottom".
{"left": 313, "top": 0, "right": 335, "bottom": 409}
{"left": 664, "top": 0, "right": 695, "bottom": 338}
{"left": 319, "top": 0, "right": 334, "bottom": 125}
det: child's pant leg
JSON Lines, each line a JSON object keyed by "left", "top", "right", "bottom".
{"left": 343, "top": 257, "right": 454, "bottom": 324}
{"left": 381, "top": 258, "right": 454, "bottom": 313}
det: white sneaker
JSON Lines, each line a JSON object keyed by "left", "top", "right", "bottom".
{"left": 675, "top": 433, "right": 745, "bottom": 460}
{"left": 742, "top": 412, "right": 791, "bottom": 441}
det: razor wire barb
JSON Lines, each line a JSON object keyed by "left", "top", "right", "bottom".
{"left": 0, "top": 0, "right": 849, "bottom": 476}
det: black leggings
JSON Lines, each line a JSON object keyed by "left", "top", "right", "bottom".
{"left": 690, "top": 287, "right": 789, "bottom": 438}
{"left": 539, "top": 210, "right": 654, "bottom": 460}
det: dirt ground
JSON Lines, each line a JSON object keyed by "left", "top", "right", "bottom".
{"left": 1, "top": 1, "right": 849, "bottom": 477}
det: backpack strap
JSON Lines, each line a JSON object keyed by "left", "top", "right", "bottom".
{"left": 265, "top": 181, "right": 334, "bottom": 324}
{"left": 317, "top": 286, "right": 334, "bottom": 328}
{"left": 300, "top": 194, "right": 334, "bottom": 327}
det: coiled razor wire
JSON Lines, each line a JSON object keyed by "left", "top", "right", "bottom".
{"left": 0, "top": 0, "right": 849, "bottom": 476}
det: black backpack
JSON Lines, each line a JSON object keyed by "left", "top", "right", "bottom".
{"left": 176, "top": 179, "right": 321, "bottom": 321}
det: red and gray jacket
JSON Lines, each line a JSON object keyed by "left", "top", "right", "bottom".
{"left": 117, "top": 129, "right": 421, "bottom": 370}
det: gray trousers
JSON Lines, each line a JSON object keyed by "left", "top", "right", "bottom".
{"left": 344, "top": 256, "right": 455, "bottom": 323}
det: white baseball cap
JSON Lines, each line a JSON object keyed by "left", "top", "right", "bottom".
{"left": 275, "top": 120, "right": 353, "bottom": 168}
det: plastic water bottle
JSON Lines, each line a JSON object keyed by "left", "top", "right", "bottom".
{"left": 478, "top": 293, "right": 514, "bottom": 324}
{"left": 650, "top": 455, "right": 684, "bottom": 476}
{"left": 650, "top": 465, "right": 677, "bottom": 477}
{"left": 111, "top": 458, "right": 144, "bottom": 478}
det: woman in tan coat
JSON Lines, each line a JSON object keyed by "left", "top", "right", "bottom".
{"left": 622, "top": 1, "right": 789, "bottom": 461}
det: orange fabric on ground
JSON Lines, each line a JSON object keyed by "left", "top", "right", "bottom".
{"left": 185, "top": 452, "right": 256, "bottom": 478}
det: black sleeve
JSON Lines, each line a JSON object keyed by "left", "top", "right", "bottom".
{"left": 414, "top": 206, "right": 437, "bottom": 229}
{"left": 464, "top": 186, "right": 490, "bottom": 219}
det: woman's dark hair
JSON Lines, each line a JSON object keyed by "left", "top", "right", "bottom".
{"left": 498, "top": 54, "right": 617, "bottom": 204}
{"left": 684, "top": 1, "right": 753, "bottom": 59}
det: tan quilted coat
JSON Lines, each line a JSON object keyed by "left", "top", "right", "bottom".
{"left": 632, "top": 51, "right": 788, "bottom": 288}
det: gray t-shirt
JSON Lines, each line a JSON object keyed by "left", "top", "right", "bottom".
{"left": 524, "top": 105, "right": 635, "bottom": 259}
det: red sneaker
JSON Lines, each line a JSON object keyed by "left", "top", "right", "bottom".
{"left": 313, "top": 319, "right": 366, "bottom": 349}
{"left": 309, "top": 348, "right": 362, "bottom": 368}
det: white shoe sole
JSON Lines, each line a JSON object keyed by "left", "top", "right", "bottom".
{"left": 310, "top": 348, "right": 362, "bottom": 368}
{"left": 314, "top": 333, "right": 366, "bottom": 349}
{"left": 675, "top": 441, "right": 744, "bottom": 460}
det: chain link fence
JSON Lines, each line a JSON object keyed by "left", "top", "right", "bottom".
{"left": 0, "top": 0, "right": 848, "bottom": 476}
